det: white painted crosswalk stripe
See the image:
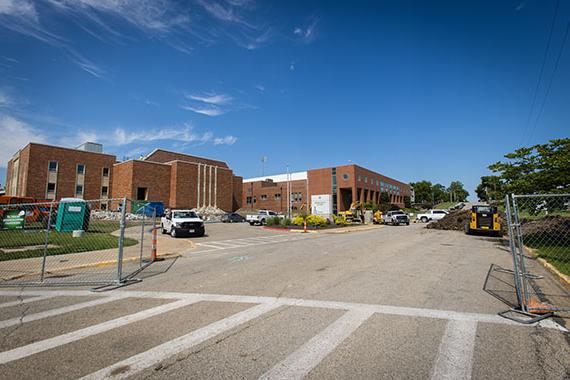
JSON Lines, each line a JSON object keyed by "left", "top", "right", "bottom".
{"left": 0, "top": 295, "right": 128, "bottom": 329}
{"left": 431, "top": 319, "right": 478, "bottom": 380}
{"left": 80, "top": 302, "right": 281, "bottom": 380}
{"left": 259, "top": 309, "right": 374, "bottom": 380}
{"left": 0, "top": 298, "right": 199, "bottom": 365}
{"left": 193, "top": 234, "right": 313, "bottom": 254}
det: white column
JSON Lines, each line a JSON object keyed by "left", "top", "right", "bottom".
{"left": 203, "top": 164, "right": 207, "bottom": 208}
{"left": 214, "top": 166, "right": 218, "bottom": 208}
{"left": 196, "top": 163, "right": 201, "bottom": 209}
{"left": 208, "top": 165, "right": 213, "bottom": 207}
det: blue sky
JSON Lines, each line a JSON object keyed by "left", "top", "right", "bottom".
{"left": 1, "top": 0, "right": 569, "bottom": 199}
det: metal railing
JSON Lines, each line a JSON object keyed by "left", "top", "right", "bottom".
{"left": 0, "top": 198, "right": 157, "bottom": 287}
{"left": 502, "top": 193, "right": 570, "bottom": 322}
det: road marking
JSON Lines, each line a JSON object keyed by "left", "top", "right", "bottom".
{"left": 431, "top": 319, "right": 478, "bottom": 380}
{"left": 0, "top": 298, "right": 199, "bottom": 365}
{"left": 0, "top": 295, "right": 128, "bottom": 329}
{"left": 80, "top": 302, "right": 281, "bottom": 380}
{"left": 0, "top": 294, "right": 58, "bottom": 309}
{"left": 0, "top": 290, "right": 565, "bottom": 331}
{"left": 259, "top": 309, "right": 374, "bottom": 380}
{"left": 192, "top": 234, "right": 313, "bottom": 254}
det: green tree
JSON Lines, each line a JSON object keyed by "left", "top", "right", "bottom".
{"left": 475, "top": 176, "right": 503, "bottom": 202}
{"left": 432, "top": 183, "right": 448, "bottom": 203}
{"left": 410, "top": 180, "right": 432, "bottom": 204}
{"left": 447, "top": 181, "right": 469, "bottom": 202}
{"left": 488, "top": 139, "right": 570, "bottom": 194}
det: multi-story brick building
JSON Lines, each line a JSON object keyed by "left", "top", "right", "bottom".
{"left": 5, "top": 143, "right": 243, "bottom": 211}
{"left": 243, "top": 164, "right": 411, "bottom": 214}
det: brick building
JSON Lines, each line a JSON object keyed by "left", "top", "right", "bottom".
{"left": 5, "top": 143, "right": 243, "bottom": 211}
{"left": 243, "top": 164, "right": 411, "bottom": 214}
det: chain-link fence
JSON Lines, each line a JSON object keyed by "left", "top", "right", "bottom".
{"left": 503, "top": 193, "right": 570, "bottom": 322}
{"left": 0, "top": 198, "right": 157, "bottom": 287}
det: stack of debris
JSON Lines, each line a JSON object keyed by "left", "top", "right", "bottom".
{"left": 195, "top": 205, "right": 227, "bottom": 222}
{"left": 521, "top": 216, "right": 570, "bottom": 244}
{"left": 426, "top": 210, "right": 471, "bottom": 231}
{"left": 91, "top": 210, "right": 145, "bottom": 221}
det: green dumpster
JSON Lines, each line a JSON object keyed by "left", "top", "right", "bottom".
{"left": 55, "top": 198, "right": 90, "bottom": 232}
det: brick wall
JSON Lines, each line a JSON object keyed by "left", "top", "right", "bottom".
{"left": 232, "top": 175, "right": 243, "bottom": 211}
{"left": 145, "top": 149, "right": 228, "bottom": 168}
{"left": 243, "top": 179, "right": 307, "bottom": 213}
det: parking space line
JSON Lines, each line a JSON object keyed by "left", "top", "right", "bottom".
{"left": 80, "top": 302, "right": 281, "bottom": 380}
{"left": 430, "top": 319, "right": 477, "bottom": 380}
{"left": 259, "top": 309, "right": 374, "bottom": 380}
{"left": 0, "top": 294, "right": 59, "bottom": 309}
{"left": 0, "top": 295, "right": 128, "bottom": 329}
{"left": 0, "top": 298, "right": 200, "bottom": 365}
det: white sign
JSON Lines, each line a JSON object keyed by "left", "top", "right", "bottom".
{"left": 311, "top": 194, "right": 333, "bottom": 217}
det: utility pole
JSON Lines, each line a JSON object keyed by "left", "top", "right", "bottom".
{"left": 286, "top": 164, "right": 291, "bottom": 219}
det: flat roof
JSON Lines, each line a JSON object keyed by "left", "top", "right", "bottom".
{"left": 26, "top": 142, "right": 116, "bottom": 158}
{"left": 243, "top": 171, "right": 308, "bottom": 183}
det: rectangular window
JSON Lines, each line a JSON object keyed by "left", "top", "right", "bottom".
{"left": 101, "top": 186, "right": 109, "bottom": 196}
{"left": 358, "top": 175, "right": 361, "bottom": 182}
{"left": 261, "top": 194, "right": 267, "bottom": 201}
{"left": 47, "top": 183, "right": 56, "bottom": 193}
{"left": 274, "top": 193, "right": 281, "bottom": 200}
{"left": 77, "top": 164, "right": 85, "bottom": 175}
{"left": 48, "top": 161, "right": 58, "bottom": 172}
{"left": 246, "top": 196, "right": 253, "bottom": 204}
{"left": 137, "top": 187, "right": 148, "bottom": 201}
{"left": 253, "top": 196, "right": 256, "bottom": 204}
{"left": 102, "top": 167, "right": 110, "bottom": 177}
{"left": 364, "top": 176, "right": 368, "bottom": 183}
{"left": 75, "top": 184, "right": 83, "bottom": 196}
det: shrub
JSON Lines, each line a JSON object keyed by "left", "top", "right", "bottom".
{"left": 306, "top": 214, "right": 328, "bottom": 227}
{"left": 333, "top": 214, "right": 349, "bottom": 226}
{"left": 281, "top": 218, "right": 292, "bottom": 226}
{"left": 266, "top": 216, "right": 282, "bottom": 226}
{"left": 292, "top": 216, "right": 304, "bottom": 226}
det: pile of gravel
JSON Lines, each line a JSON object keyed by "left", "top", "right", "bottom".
{"left": 195, "top": 205, "right": 227, "bottom": 222}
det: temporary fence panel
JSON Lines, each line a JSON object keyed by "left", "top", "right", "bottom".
{"left": 503, "top": 193, "right": 570, "bottom": 320}
{"left": 0, "top": 198, "right": 158, "bottom": 287}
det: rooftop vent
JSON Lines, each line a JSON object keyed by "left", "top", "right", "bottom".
{"left": 76, "top": 142, "right": 103, "bottom": 153}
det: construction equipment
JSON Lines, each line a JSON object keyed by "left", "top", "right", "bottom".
{"left": 465, "top": 205, "right": 501, "bottom": 236}
{"left": 338, "top": 201, "right": 363, "bottom": 223}
{"left": 373, "top": 210, "right": 383, "bottom": 224}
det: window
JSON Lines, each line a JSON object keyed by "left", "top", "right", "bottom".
{"left": 102, "top": 167, "right": 110, "bottom": 177}
{"left": 246, "top": 196, "right": 253, "bottom": 204}
{"left": 261, "top": 194, "right": 267, "bottom": 201}
{"left": 75, "top": 184, "right": 83, "bottom": 196}
{"left": 358, "top": 175, "right": 361, "bottom": 182}
{"left": 364, "top": 176, "right": 368, "bottom": 183}
{"left": 47, "top": 183, "right": 56, "bottom": 193}
{"left": 342, "top": 173, "right": 349, "bottom": 180}
{"left": 247, "top": 188, "right": 252, "bottom": 194}
{"left": 137, "top": 187, "right": 148, "bottom": 201}
{"left": 101, "top": 186, "right": 109, "bottom": 196}
{"left": 77, "top": 164, "right": 85, "bottom": 175}
{"left": 274, "top": 193, "right": 281, "bottom": 200}
{"left": 48, "top": 161, "right": 58, "bottom": 172}
{"left": 101, "top": 203, "right": 107, "bottom": 211}
{"left": 253, "top": 196, "right": 256, "bottom": 204}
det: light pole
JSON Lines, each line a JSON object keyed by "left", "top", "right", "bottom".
{"left": 286, "top": 164, "right": 291, "bottom": 219}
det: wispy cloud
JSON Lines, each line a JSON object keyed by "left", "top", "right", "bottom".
{"left": 289, "top": 62, "right": 296, "bottom": 71}
{"left": 515, "top": 1, "right": 527, "bottom": 11}
{"left": 182, "top": 92, "right": 233, "bottom": 116}
{"left": 293, "top": 17, "right": 319, "bottom": 44}
{"left": 0, "top": 114, "right": 46, "bottom": 167}
{"left": 255, "top": 84, "right": 265, "bottom": 92}
{"left": 214, "top": 135, "right": 237, "bottom": 145}
{"left": 68, "top": 50, "right": 105, "bottom": 78}
{"left": 0, "top": 90, "right": 13, "bottom": 108}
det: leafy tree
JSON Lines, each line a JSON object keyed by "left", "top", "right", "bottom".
{"left": 432, "top": 183, "right": 448, "bottom": 203}
{"left": 488, "top": 138, "right": 570, "bottom": 195}
{"left": 410, "top": 180, "right": 432, "bottom": 204}
{"left": 475, "top": 176, "right": 504, "bottom": 202}
{"left": 447, "top": 181, "right": 469, "bottom": 202}
{"left": 380, "top": 192, "right": 390, "bottom": 204}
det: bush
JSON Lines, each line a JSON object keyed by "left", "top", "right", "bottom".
{"left": 292, "top": 216, "right": 304, "bottom": 226}
{"left": 306, "top": 214, "right": 328, "bottom": 227}
{"left": 281, "top": 218, "right": 292, "bottom": 226}
{"left": 265, "top": 216, "right": 282, "bottom": 226}
{"left": 333, "top": 214, "right": 349, "bottom": 226}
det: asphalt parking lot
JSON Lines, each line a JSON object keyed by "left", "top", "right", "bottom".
{"left": 1, "top": 223, "right": 569, "bottom": 379}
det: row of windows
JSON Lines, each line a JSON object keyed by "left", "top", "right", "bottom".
{"left": 47, "top": 161, "right": 110, "bottom": 177}
{"left": 357, "top": 174, "right": 402, "bottom": 193}
{"left": 46, "top": 161, "right": 110, "bottom": 198}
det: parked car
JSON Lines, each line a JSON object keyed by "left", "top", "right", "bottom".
{"left": 416, "top": 209, "right": 448, "bottom": 223}
{"left": 246, "top": 210, "right": 279, "bottom": 226}
{"left": 161, "top": 209, "right": 205, "bottom": 237}
{"left": 221, "top": 213, "right": 245, "bottom": 223}
{"left": 382, "top": 210, "right": 410, "bottom": 225}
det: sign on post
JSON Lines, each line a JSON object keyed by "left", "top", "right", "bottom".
{"left": 2, "top": 210, "right": 25, "bottom": 230}
{"left": 311, "top": 194, "right": 333, "bottom": 219}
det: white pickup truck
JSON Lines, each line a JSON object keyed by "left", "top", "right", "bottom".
{"left": 246, "top": 210, "right": 279, "bottom": 226}
{"left": 161, "top": 209, "right": 205, "bottom": 237}
{"left": 416, "top": 209, "right": 448, "bottom": 223}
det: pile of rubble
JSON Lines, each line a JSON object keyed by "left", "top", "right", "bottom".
{"left": 90, "top": 210, "right": 145, "bottom": 221}
{"left": 426, "top": 210, "right": 471, "bottom": 231}
{"left": 521, "top": 215, "right": 570, "bottom": 244}
{"left": 194, "top": 205, "right": 227, "bottom": 222}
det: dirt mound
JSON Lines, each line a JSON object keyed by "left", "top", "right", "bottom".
{"left": 426, "top": 210, "right": 470, "bottom": 231}
{"left": 521, "top": 216, "right": 570, "bottom": 245}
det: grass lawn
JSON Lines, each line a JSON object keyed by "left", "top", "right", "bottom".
{"left": 528, "top": 245, "right": 570, "bottom": 276}
{"left": 0, "top": 220, "right": 139, "bottom": 261}
{"left": 434, "top": 202, "right": 457, "bottom": 210}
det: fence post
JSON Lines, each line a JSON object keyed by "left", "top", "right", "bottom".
{"left": 511, "top": 195, "right": 531, "bottom": 311}
{"left": 139, "top": 210, "right": 145, "bottom": 267}
{"left": 40, "top": 201, "right": 55, "bottom": 282}
{"left": 116, "top": 197, "right": 127, "bottom": 284}
{"left": 505, "top": 195, "right": 524, "bottom": 309}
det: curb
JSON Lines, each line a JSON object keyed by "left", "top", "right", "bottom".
{"left": 536, "top": 258, "right": 570, "bottom": 292}
{"left": 0, "top": 252, "right": 181, "bottom": 282}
